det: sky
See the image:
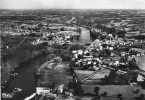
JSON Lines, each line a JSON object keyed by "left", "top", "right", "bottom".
{"left": 0, "top": 0, "right": 145, "bottom": 9}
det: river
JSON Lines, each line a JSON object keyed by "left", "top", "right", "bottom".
{"left": 79, "top": 27, "right": 91, "bottom": 43}
{"left": 5, "top": 27, "right": 91, "bottom": 99}
{"left": 6, "top": 54, "right": 49, "bottom": 99}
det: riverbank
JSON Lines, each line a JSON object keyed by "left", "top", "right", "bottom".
{"left": 2, "top": 53, "right": 52, "bottom": 100}
{"left": 1, "top": 42, "right": 49, "bottom": 88}
{"left": 1, "top": 26, "right": 92, "bottom": 99}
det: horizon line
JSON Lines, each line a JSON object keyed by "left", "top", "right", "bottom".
{"left": 1, "top": 8, "right": 145, "bottom": 10}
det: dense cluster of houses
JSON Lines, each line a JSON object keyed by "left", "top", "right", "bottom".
{"left": 71, "top": 29, "right": 145, "bottom": 86}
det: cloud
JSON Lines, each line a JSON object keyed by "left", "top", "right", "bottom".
{"left": 0, "top": 0, "right": 145, "bottom": 9}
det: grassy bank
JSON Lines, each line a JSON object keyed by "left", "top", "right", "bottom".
{"left": 1, "top": 35, "right": 48, "bottom": 83}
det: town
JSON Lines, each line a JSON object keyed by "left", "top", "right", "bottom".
{"left": 1, "top": 9, "right": 145, "bottom": 100}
